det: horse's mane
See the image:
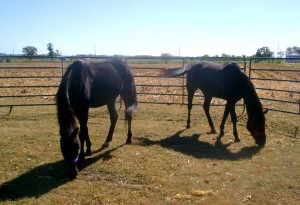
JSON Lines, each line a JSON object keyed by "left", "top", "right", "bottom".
{"left": 242, "top": 75, "right": 263, "bottom": 116}
{"left": 56, "top": 63, "right": 77, "bottom": 132}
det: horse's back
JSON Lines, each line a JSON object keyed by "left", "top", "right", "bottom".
{"left": 187, "top": 61, "right": 224, "bottom": 96}
{"left": 90, "top": 60, "right": 132, "bottom": 80}
{"left": 89, "top": 60, "right": 136, "bottom": 108}
{"left": 188, "top": 61, "right": 246, "bottom": 100}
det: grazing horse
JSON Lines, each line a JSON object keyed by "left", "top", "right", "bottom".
{"left": 56, "top": 59, "right": 137, "bottom": 178}
{"left": 164, "top": 61, "right": 267, "bottom": 146}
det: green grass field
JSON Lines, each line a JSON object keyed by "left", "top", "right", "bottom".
{"left": 0, "top": 103, "right": 299, "bottom": 204}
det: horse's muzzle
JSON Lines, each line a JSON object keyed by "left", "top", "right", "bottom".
{"left": 66, "top": 156, "right": 79, "bottom": 179}
{"left": 254, "top": 134, "right": 266, "bottom": 146}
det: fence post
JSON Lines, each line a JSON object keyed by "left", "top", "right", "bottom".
{"left": 181, "top": 58, "right": 185, "bottom": 105}
{"left": 248, "top": 59, "right": 252, "bottom": 79}
{"left": 61, "top": 57, "right": 64, "bottom": 76}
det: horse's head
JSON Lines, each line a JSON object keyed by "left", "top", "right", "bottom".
{"left": 247, "top": 110, "right": 268, "bottom": 146}
{"left": 60, "top": 127, "right": 80, "bottom": 179}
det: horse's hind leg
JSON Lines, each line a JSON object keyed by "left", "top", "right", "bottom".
{"left": 103, "top": 102, "right": 118, "bottom": 147}
{"left": 186, "top": 88, "right": 196, "bottom": 128}
{"left": 85, "top": 133, "right": 92, "bottom": 156}
{"left": 125, "top": 110, "right": 133, "bottom": 144}
{"left": 203, "top": 96, "right": 216, "bottom": 134}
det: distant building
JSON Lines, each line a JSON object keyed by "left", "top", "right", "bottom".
{"left": 286, "top": 53, "right": 300, "bottom": 63}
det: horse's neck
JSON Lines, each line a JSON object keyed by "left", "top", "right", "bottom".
{"left": 242, "top": 81, "right": 262, "bottom": 117}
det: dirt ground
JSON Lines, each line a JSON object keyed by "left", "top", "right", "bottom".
{"left": 0, "top": 103, "right": 299, "bottom": 204}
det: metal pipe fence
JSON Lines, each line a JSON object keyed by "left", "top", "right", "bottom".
{"left": 1, "top": 55, "right": 298, "bottom": 115}
{"left": 249, "top": 58, "right": 300, "bottom": 115}
{"left": 127, "top": 56, "right": 246, "bottom": 106}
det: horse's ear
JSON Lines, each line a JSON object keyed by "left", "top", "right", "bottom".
{"left": 71, "top": 128, "right": 79, "bottom": 139}
{"left": 263, "top": 109, "right": 269, "bottom": 115}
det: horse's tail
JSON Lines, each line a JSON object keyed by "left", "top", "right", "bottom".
{"left": 123, "top": 69, "right": 138, "bottom": 115}
{"left": 112, "top": 60, "right": 137, "bottom": 115}
{"left": 162, "top": 64, "right": 193, "bottom": 77}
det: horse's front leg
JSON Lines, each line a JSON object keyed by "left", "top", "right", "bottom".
{"left": 203, "top": 96, "right": 216, "bottom": 134}
{"left": 78, "top": 124, "right": 90, "bottom": 164}
{"left": 78, "top": 109, "right": 91, "bottom": 164}
{"left": 79, "top": 124, "right": 92, "bottom": 162}
{"left": 229, "top": 105, "right": 240, "bottom": 142}
{"left": 219, "top": 103, "right": 230, "bottom": 138}
{"left": 103, "top": 103, "right": 118, "bottom": 147}
{"left": 78, "top": 129, "right": 86, "bottom": 165}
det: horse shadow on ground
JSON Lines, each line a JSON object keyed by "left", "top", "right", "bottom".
{"left": 0, "top": 145, "right": 123, "bottom": 202}
{"left": 137, "top": 130, "right": 263, "bottom": 161}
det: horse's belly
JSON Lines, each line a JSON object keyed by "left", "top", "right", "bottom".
{"left": 89, "top": 92, "right": 120, "bottom": 108}
{"left": 89, "top": 97, "right": 109, "bottom": 108}
{"left": 89, "top": 100, "right": 106, "bottom": 108}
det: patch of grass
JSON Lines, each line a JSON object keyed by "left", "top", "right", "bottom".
{"left": 0, "top": 104, "right": 299, "bottom": 204}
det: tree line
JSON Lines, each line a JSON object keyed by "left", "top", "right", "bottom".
{"left": 162, "top": 46, "right": 300, "bottom": 60}
{"left": 19, "top": 44, "right": 300, "bottom": 60}
{"left": 21, "top": 43, "right": 60, "bottom": 60}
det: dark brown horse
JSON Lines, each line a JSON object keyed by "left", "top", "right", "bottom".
{"left": 164, "top": 61, "right": 267, "bottom": 146}
{"left": 56, "top": 59, "right": 137, "bottom": 178}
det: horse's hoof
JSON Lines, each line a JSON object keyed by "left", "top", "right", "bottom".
{"left": 86, "top": 149, "right": 92, "bottom": 156}
{"left": 126, "top": 140, "right": 132, "bottom": 145}
{"left": 77, "top": 155, "right": 85, "bottom": 168}
{"left": 186, "top": 125, "right": 191, "bottom": 129}
{"left": 208, "top": 130, "right": 217, "bottom": 134}
{"left": 234, "top": 138, "right": 241, "bottom": 143}
{"left": 215, "top": 139, "right": 222, "bottom": 146}
{"left": 102, "top": 142, "right": 109, "bottom": 148}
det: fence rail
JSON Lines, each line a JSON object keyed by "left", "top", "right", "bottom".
{"left": 0, "top": 55, "right": 299, "bottom": 115}
{"left": 249, "top": 58, "right": 300, "bottom": 114}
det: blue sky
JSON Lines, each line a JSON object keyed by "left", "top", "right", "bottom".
{"left": 1, "top": 0, "right": 299, "bottom": 56}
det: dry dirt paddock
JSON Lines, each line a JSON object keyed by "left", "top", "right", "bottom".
{"left": 0, "top": 102, "right": 299, "bottom": 205}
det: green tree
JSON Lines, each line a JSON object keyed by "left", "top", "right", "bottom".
{"left": 221, "top": 53, "right": 236, "bottom": 58}
{"left": 22, "top": 46, "right": 37, "bottom": 60}
{"left": 286, "top": 46, "right": 300, "bottom": 55}
{"left": 47, "top": 43, "right": 54, "bottom": 58}
{"left": 161, "top": 53, "right": 172, "bottom": 63}
{"left": 56, "top": 49, "right": 61, "bottom": 56}
{"left": 255, "top": 47, "right": 274, "bottom": 58}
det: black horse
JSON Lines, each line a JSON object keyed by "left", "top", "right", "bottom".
{"left": 56, "top": 59, "right": 137, "bottom": 178}
{"left": 164, "top": 61, "right": 267, "bottom": 146}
